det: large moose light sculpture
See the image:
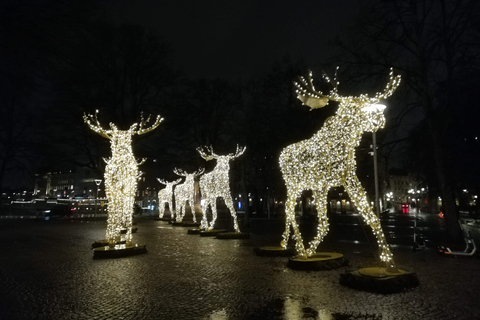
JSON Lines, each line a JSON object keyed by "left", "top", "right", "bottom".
{"left": 279, "top": 68, "right": 401, "bottom": 266}
{"left": 157, "top": 178, "right": 182, "bottom": 220}
{"left": 197, "top": 145, "right": 245, "bottom": 232}
{"left": 173, "top": 167, "right": 204, "bottom": 223}
{"left": 84, "top": 110, "right": 162, "bottom": 245}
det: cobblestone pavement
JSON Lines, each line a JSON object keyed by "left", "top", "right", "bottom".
{"left": 0, "top": 217, "right": 479, "bottom": 320}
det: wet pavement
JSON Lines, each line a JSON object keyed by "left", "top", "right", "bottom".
{"left": 0, "top": 217, "right": 479, "bottom": 320}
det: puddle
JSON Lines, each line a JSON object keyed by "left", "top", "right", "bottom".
{"left": 204, "top": 297, "right": 382, "bottom": 320}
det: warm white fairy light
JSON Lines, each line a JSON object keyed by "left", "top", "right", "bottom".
{"left": 279, "top": 68, "right": 401, "bottom": 266}
{"left": 197, "top": 145, "right": 246, "bottom": 231}
{"left": 173, "top": 168, "right": 204, "bottom": 223}
{"left": 157, "top": 178, "right": 182, "bottom": 219}
{"left": 84, "top": 110, "right": 163, "bottom": 244}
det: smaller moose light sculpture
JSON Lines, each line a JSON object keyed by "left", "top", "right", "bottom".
{"left": 173, "top": 168, "right": 204, "bottom": 223}
{"left": 197, "top": 145, "right": 245, "bottom": 232}
{"left": 84, "top": 110, "right": 162, "bottom": 245}
{"left": 157, "top": 178, "right": 182, "bottom": 220}
{"left": 279, "top": 68, "right": 401, "bottom": 267}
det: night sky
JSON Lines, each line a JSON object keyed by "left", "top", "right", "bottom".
{"left": 3, "top": 0, "right": 477, "bottom": 195}
{"left": 102, "top": 0, "right": 368, "bottom": 79}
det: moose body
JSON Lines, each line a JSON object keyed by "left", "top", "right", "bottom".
{"left": 279, "top": 69, "right": 401, "bottom": 266}
{"left": 174, "top": 168, "right": 204, "bottom": 223}
{"left": 157, "top": 178, "right": 182, "bottom": 220}
{"left": 84, "top": 111, "right": 162, "bottom": 244}
{"left": 103, "top": 132, "right": 139, "bottom": 244}
{"left": 281, "top": 105, "right": 384, "bottom": 190}
{"left": 197, "top": 145, "right": 245, "bottom": 232}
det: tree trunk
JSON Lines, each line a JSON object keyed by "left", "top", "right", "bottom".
{"left": 240, "top": 162, "right": 250, "bottom": 229}
{"left": 426, "top": 112, "right": 461, "bottom": 242}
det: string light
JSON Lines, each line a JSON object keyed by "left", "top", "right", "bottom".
{"left": 84, "top": 110, "right": 163, "bottom": 244}
{"left": 197, "top": 145, "right": 246, "bottom": 231}
{"left": 173, "top": 168, "right": 205, "bottom": 223}
{"left": 280, "top": 68, "right": 401, "bottom": 266}
{"left": 157, "top": 178, "right": 182, "bottom": 219}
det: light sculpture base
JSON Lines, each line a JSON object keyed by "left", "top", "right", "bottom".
{"left": 187, "top": 228, "right": 203, "bottom": 235}
{"left": 120, "top": 228, "right": 137, "bottom": 234}
{"left": 92, "top": 243, "right": 147, "bottom": 259}
{"left": 181, "top": 222, "right": 201, "bottom": 227}
{"left": 91, "top": 239, "right": 126, "bottom": 249}
{"left": 199, "top": 229, "right": 228, "bottom": 237}
{"left": 339, "top": 267, "right": 419, "bottom": 294}
{"left": 253, "top": 246, "right": 295, "bottom": 257}
{"left": 216, "top": 232, "right": 250, "bottom": 239}
{"left": 155, "top": 217, "right": 173, "bottom": 221}
{"left": 287, "top": 252, "right": 347, "bottom": 271}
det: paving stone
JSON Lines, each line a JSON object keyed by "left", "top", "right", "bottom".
{"left": 0, "top": 218, "right": 479, "bottom": 319}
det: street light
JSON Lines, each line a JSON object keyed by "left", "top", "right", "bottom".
{"left": 369, "top": 103, "right": 386, "bottom": 216}
{"left": 94, "top": 179, "right": 102, "bottom": 216}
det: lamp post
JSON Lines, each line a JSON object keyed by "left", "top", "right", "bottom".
{"left": 94, "top": 179, "right": 102, "bottom": 216}
{"left": 372, "top": 131, "right": 380, "bottom": 216}
{"left": 369, "top": 103, "right": 386, "bottom": 217}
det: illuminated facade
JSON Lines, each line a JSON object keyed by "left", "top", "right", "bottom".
{"left": 157, "top": 178, "right": 182, "bottom": 219}
{"left": 279, "top": 68, "right": 401, "bottom": 266}
{"left": 84, "top": 111, "right": 162, "bottom": 244}
{"left": 197, "top": 145, "right": 245, "bottom": 231}
{"left": 173, "top": 168, "right": 204, "bottom": 223}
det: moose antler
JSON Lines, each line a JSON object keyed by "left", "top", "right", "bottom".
{"left": 228, "top": 145, "right": 246, "bottom": 159}
{"left": 294, "top": 68, "right": 401, "bottom": 109}
{"left": 197, "top": 145, "right": 246, "bottom": 160}
{"left": 197, "top": 146, "right": 215, "bottom": 161}
{"left": 157, "top": 178, "right": 182, "bottom": 186}
{"left": 83, "top": 110, "right": 111, "bottom": 139}
{"left": 294, "top": 71, "right": 330, "bottom": 110}
{"left": 173, "top": 168, "right": 187, "bottom": 177}
{"left": 194, "top": 167, "right": 205, "bottom": 176}
{"left": 134, "top": 112, "right": 163, "bottom": 135}
{"left": 174, "top": 167, "right": 205, "bottom": 177}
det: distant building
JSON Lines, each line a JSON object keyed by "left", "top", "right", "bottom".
{"left": 34, "top": 167, "right": 101, "bottom": 199}
{"left": 389, "top": 173, "right": 413, "bottom": 204}
{"left": 328, "top": 187, "right": 355, "bottom": 214}
{"left": 387, "top": 170, "right": 433, "bottom": 213}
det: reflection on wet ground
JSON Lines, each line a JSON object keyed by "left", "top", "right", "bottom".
{"left": 206, "top": 297, "right": 382, "bottom": 320}
{"left": 1, "top": 215, "right": 479, "bottom": 319}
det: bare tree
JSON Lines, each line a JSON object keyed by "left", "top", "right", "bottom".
{"left": 47, "top": 24, "right": 179, "bottom": 176}
{"left": 0, "top": 0, "right": 99, "bottom": 190}
{"left": 333, "top": 0, "right": 480, "bottom": 241}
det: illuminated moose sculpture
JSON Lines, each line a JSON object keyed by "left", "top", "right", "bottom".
{"left": 157, "top": 178, "right": 182, "bottom": 220}
{"left": 279, "top": 68, "right": 401, "bottom": 266}
{"left": 197, "top": 145, "right": 245, "bottom": 232}
{"left": 173, "top": 168, "right": 204, "bottom": 223}
{"left": 84, "top": 110, "right": 162, "bottom": 245}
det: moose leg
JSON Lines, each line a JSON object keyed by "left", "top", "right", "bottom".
{"left": 344, "top": 176, "right": 394, "bottom": 266}
{"left": 189, "top": 198, "right": 197, "bottom": 223}
{"left": 124, "top": 212, "right": 133, "bottom": 245}
{"left": 159, "top": 201, "right": 165, "bottom": 219}
{"left": 209, "top": 197, "right": 218, "bottom": 230}
{"left": 200, "top": 200, "right": 210, "bottom": 230}
{"left": 224, "top": 195, "right": 240, "bottom": 232}
{"left": 106, "top": 212, "right": 119, "bottom": 244}
{"left": 281, "top": 187, "right": 306, "bottom": 257}
{"left": 169, "top": 202, "right": 175, "bottom": 220}
{"left": 306, "top": 189, "right": 329, "bottom": 257}
{"left": 106, "top": 197, "right": 122, "bottom": 244}
{"left": 176, "top": 203, "right": 183, "bottom": 222}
